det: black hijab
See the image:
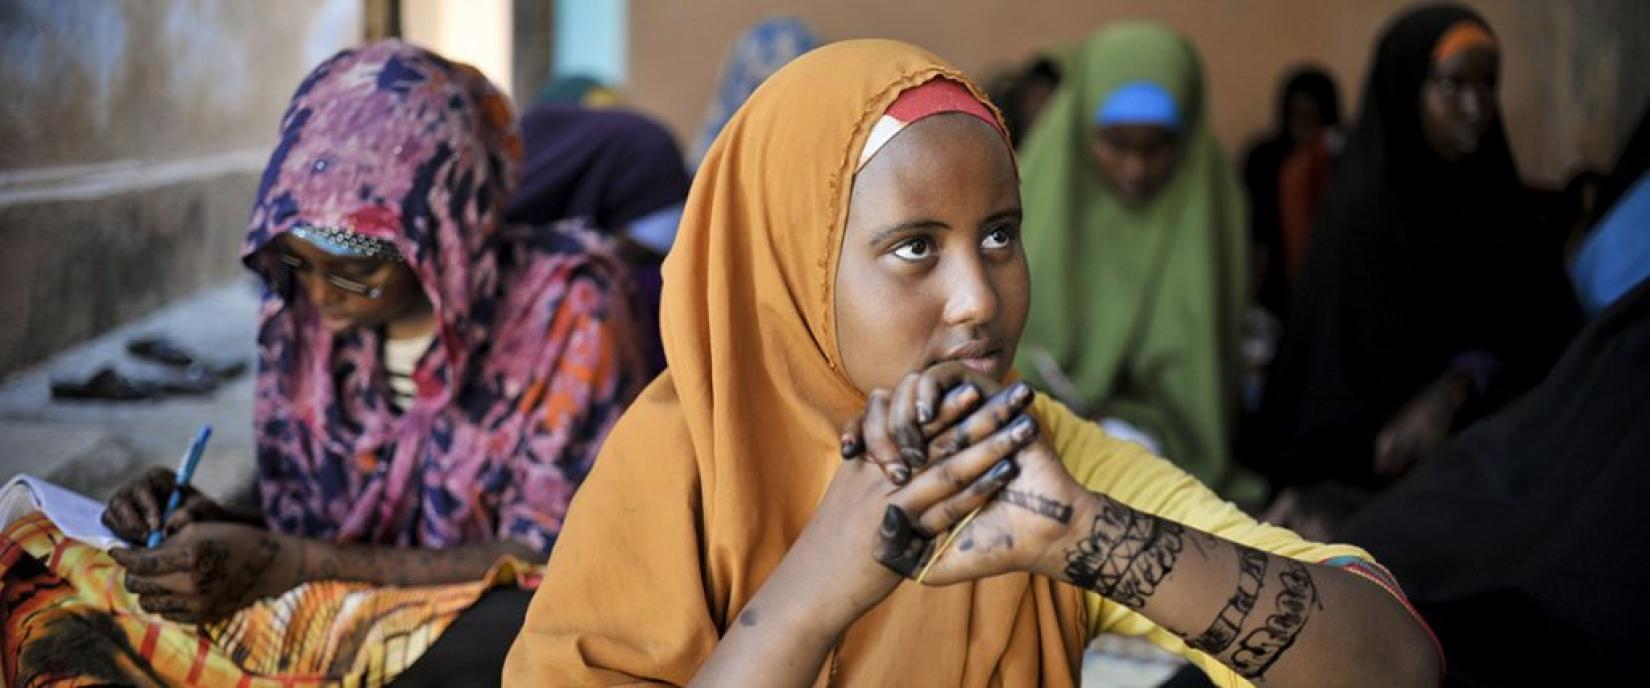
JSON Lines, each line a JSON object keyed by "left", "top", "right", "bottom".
{"left": 1254, "top": 4, "right": 1578, "bottom": 487}
{"left": 1338, "top": 277, "right": 1650, "bottom": 685}
{"left": 1244, "top": 65, "right": 1342, "bottom": 315}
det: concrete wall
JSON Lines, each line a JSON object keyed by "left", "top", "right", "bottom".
{"left": 0, "top": 0, "right": 361, "bottom": 377}
{"left": 627, "top": 0, "right": 1650, "bottom": 185}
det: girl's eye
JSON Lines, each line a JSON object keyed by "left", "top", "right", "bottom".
{"left": 337, "top": 264, "right": 380, "bottom": 280}
{"left": 982, "top": 227, "right": 1015, "bottom": 250}
{"left": 891, "top": 237, "right": 934, "bottom": 261}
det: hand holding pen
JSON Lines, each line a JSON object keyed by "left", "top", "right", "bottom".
{"left": 102, "top": 425, "right": 231, "bottom": 545}
{"left": 147, "top": 425, "right": 212, "bottom": 547}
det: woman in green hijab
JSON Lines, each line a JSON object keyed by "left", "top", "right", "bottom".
{"left": 1015, "top": 22, "right": 1252, "bottom": 497}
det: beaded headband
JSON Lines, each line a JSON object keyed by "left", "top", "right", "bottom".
{"left": 289, "top": 224, "right": 405, "bottom": 262}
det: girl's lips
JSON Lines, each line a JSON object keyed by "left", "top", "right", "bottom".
{"left": 955, "top": 356, "right": 1000, "bottom": 377}
{"left": 319, "top": 313, "right": 354, "bottom": 330}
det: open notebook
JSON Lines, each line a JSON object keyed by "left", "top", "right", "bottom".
{"left": 0, "top": 474, "right": 125, "bottom": 550}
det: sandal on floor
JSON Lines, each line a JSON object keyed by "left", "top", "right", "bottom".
{"left": 127, "top": 336, "right": 248, "bottom": 380}
{"left": 50, "top": 367, "right": 163, "bottom": 402}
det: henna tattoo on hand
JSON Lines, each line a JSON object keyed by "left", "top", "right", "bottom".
{"left": 194, "top": 535, "right": 281, "bottom": 620}
{"left": 929, "top": 383, "right": 1030, "bottom": 461}
{"left": 1062, "top": 499, "right": 1185, "bottom": 609}
{"left": 996, "top": 488, "right": 1073, "bottom": 524}
{"left": 956, "top": 522, "right": 1013, "bottom": 553}
{"left": 1230, "top": 560, "right": 1322, "bottom": 678}
{"left": 875, "top": 505, "right": 934, "bottom": 578}
{"left": 1186, "top": 547, "right": 1268, "bottom": 654}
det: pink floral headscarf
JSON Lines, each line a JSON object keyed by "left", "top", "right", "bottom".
{"left": 243, "top": 41, "right": 643, "bottom": 553}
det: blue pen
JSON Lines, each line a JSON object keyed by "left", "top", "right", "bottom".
{"left": 148, "top": 425, "right": 212, "bottom": 548}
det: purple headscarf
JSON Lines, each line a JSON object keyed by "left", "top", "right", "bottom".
{"left": 506, "top": 105, "right": 690, "bottom": 234}
{"left": 243, "top": 41, "right": 643, "bottom": 553}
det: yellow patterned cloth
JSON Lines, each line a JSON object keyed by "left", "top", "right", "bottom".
{"left": 1, "top": 512, "right": 538, "bottom": 687}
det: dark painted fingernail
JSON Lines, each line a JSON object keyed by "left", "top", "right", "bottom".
{"left": 900, "top": 447, "right": 926, "bottom": 468}
{"left": 1010, "top": 415, "right": 1036, "bottom": 442}
{"left": 987, "top": 458, "right": 1020, "bottom": 482}
{"left": 891, "top": 466, "right": 910, "bottom": 484}
{"left": 916, "top": 403, "right": 933, "bottom": 424}
{"left": 946, "top": 383, "right": 980, "bottom": 408}
{"left": 841, "top": 434, "right": 864, "bottom": 458}
{"left": 1010, "top": 382, "right": 1033, "bottom": 404}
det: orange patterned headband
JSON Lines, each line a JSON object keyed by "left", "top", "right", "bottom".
{"left": 1433, "top": 21, "right": 1497, "bottom": 64}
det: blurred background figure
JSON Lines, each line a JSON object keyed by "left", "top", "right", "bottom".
{"left": 1243, "top": 66, "right": 1343, "bottom": 320}
{"left": 1014, "top": 21, "right": 1260, "bottom": 503}
{"left": 1337, "top": 255, "right": 1650, "bottom": 687}
{"left": 507, "top": 104, "right": 691, "bottom": 376}
{"left": 985, "top": 53, "right": 1064, "bottom": 149}
{"left": 534, "top": 73, "right": 623, "bottom": 108}
{"left": 687, "top": 16, "right": 820, "bottom": 169}
{"left": 1254, "top": 4, "right": 1580, "bottom": 537}
{"left": 1567, "top": 108, "right": 1650, "bottom": 320}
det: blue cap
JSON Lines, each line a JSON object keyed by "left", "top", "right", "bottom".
{"left": 1094, "top": 80, "right": 1181, "bottom": 130}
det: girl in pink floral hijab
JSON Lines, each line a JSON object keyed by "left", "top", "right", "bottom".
{"left": 87, "top": 41, "right": 644, "bottom": 680}
{"left": 234, "top": 40, "right": 643, "bottom": 554}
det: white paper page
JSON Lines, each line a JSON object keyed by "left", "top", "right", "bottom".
{"left": 0, "top": 474, "right": 124, "bottom": 549}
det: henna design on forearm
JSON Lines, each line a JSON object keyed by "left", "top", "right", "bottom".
{"left": 297, "top": 540, "right": 531, "bottom": 587}
{"left": 995, "top": 488, "right": 1073, "bottom": 524}
{"left": 1062, "top": 498, "right": 1185, "bottom": 609}
{"left": 1229, "top": 560, "right": 1322, "bottom": 678}
{"left": 1185, "top": 547, "right": 1268, "bottom": 654}
{"left": 1064, "top": 499, "right": 1138, "bottom": 591}
{"left": 874, "top": 505, "right": 934, "bottom": 578}
{"left": 1108, "top": 520, "right": 1184, "bottom": 609}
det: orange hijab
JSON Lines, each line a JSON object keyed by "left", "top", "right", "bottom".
{"left": 505, "top": 40, "right": 1087, "bottom": 686}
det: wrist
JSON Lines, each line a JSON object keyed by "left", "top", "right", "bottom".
{"left": 282, "top": 535, "right": 326, "bottom": 588}
{"left": 768, "top": 534, "right": 896, "bottom": 639}
{"left": 1032, "top": 489, "right": 1107, "bottom": 582}
{"left": 741, "top": 565, "right": 862, "bottom": 645}
{"left": 250, "top": 532, "right": 310, "bottom": 599}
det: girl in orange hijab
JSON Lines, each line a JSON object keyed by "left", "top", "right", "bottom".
{"left": 506, "top": 39, "right": 1438, "bottom": 687}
